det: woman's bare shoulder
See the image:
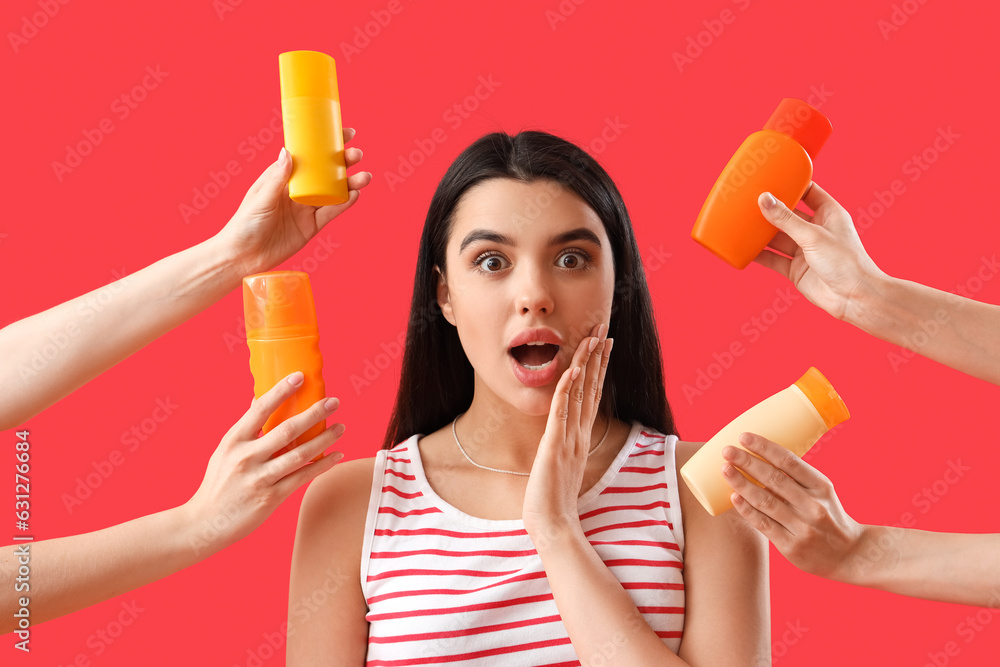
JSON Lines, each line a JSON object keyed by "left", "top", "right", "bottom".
{"left": 673, "top": 440, "right": 704, "bottom": 469}
{"left": 288, "top": 456, "right": 380, "bottom": 660}
{"left": 305, "top": 455, "right": 378, "bottom": 500}
{"left": 297, "top": 455, "right": 379, "bottom": 550}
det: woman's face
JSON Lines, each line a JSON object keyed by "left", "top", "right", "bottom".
{"left": 435, "top": 178, "right": 615, "bottom": 416}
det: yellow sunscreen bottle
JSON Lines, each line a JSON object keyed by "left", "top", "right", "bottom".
{"left": 680, "top": 367, "right": 850, "bottom": 516}
{"left": 279, "top": 50, "right": 348, "bottom": 206}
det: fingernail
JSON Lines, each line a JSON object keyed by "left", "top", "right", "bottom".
{"left": 604, "top": 338, "right": 613, "bottom": 357}
{"left": 599, "top": 323, "right": 608, "bottom": 339}
{"left": 286, "top": 371, "right": 304, "bottom": 386}
{"left": 571, "top": 366, "right": 581, "bottom": 381}
{"left": 332, "top": 423, "right": 346, "bottom": 436}
{"left": 588, "top": 337, "right": 598, "bottom": 352}
{"left": 722, "top": 463, "right": 736, "bottom": 477}
{"left": 324, "top": 398, "right": 339, "bottom": 411}
{"left": 278, "top": 146, "right": 288, "bottom": 164}
{"left": 739, "top": 433, "right": 754, "bottom": 447}
{"left": 761, "top": 192, "right": 777, "bottom": 209}
{"left": 722, "top": 445, "right": 735, "bottom": 460}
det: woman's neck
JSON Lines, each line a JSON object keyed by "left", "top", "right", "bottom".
{"left": 455, "top": 395, "right": 611, "bottom": 473}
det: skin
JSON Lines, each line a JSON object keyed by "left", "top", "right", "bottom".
{"left": 436, "top": 177, "right": 616, "bottom": 469}
{"left": 1, "top": 373, "right": 347, "bottom": 633}
{"left": 288, "top": 179, "right": 769, "bottom": 665}
{"left": 723, "top": 432, "right": 1000, "bottom": 607}
{"left": 0, "top": 131, "right": 371, "bottom": 632}
{"left": 1, "top": 130, "right": 372, "bottom": 430}
{"left": 755, "top": 184, "right": 1000, "bottom": 385}
{"left": 720, "top": 185, "right": 1000, "bottom": 606}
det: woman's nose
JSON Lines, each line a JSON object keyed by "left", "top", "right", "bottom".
{"left": 515, "top": 263, "right": 555, "bottom": 315}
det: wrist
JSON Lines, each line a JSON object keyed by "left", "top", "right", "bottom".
{"left": 526, "top": 516, "right": 587, "bottom": 555}
{"left": 842, "top": 268, "right": 896, "bottom": 330}
{"left": 203, "top": 231, "right": 253, "bottom": 285}
{"left": 177, "top": 497, "right": 237, "bottom": 560}
{"left": 835, "top": 524, "right": 888, "bottom": 588}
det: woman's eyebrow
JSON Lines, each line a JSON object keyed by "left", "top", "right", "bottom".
{"left": 458, "top": 227, "right": 602, "bottom": 254}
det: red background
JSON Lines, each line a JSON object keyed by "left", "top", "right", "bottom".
{"left": 3, "top": 0, "right": 998, "bottom": 665}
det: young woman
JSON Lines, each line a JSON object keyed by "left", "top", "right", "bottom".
{"left": 288, "top": 130, "right": 769, "bottom": 665}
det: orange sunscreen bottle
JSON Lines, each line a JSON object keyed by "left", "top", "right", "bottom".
{"left": 243, "top": 271, "right": 326, "bottom": 457}
{"left": 278, "top": 50, "right": 348, "bottom": 206}
{"left": 679, "top": 367, "right": 849, "bottom": 516}
{"left": 691, "top": 98, "right": 833, "bottom": 269}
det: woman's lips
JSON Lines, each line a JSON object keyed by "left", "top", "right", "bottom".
{"left": 508, "top": 346, "right": 561, "bottom": 388}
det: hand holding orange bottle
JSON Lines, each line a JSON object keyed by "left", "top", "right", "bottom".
{"left": 691, "top": 98, "right": 832, "bottom": 270}
{"left": 752, "top": 181, "right": 1000, "bottom": 386}
{"left": 752, "top": 182, "right": 885, "bottom": 322}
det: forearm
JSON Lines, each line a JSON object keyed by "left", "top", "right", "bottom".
{"left": 846, "top": 273, "right": 1000, "bottom": 385}
{"left": 839, "top": 525, "right": 1000, "bottom": 606}
{"left": 0, "top": 236, "right": 241, "bottom": 429}
{"left": 532, "top": 522, "right": 688, "bottom": 666}
{"left": 0, "top": 504, "right": 208, "bottom": 633}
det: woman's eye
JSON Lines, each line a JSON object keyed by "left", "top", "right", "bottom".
{"left": 474, "top": 253, "right": 508, "bottom": 273}
{"left": 473, "top": 249, "right": 591, "bottom": 274}
{"left": 559, "top": 252, "right": 587, "bottom": 269}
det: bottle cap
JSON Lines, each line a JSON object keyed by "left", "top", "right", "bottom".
{"left": 243, "top": 271, "right": 319, "bottom": 339}
{"left": 794, "top": 367, "right": 850, "bottom": 430}
{"left": 279, "top": 50, "right": 340, "bottom": 101}
{"left": 762, "top": 98, "right": 832, "bottom": 161}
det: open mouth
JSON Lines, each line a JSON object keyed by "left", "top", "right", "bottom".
{"left": 509, "top": 342, "right": 560, "bottom": 371}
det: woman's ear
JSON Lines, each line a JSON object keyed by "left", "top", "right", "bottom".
{"left": 434, "top": 265, "right": 456, "bottom": 326}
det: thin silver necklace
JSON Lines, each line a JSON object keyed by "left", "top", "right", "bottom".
{"left": 451, "top": 412, "right": 611, "bottom": 477}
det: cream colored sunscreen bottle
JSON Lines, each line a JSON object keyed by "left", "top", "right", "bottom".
{"left": 680, "top": 367, "right": 850, "bottom": 516}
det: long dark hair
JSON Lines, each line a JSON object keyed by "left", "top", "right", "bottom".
{"left": 381, "top": 130, "right": 677, "bottom": 449}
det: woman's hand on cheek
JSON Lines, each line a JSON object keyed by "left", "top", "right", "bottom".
{"left": 181, "top": 371, "right": 346, "bottom": 557}
{"left": 722, "top": 432, "right": 864, "bottom": 582}
{"left": 523, "top": 323, "right": 612, "bottom": 544}
{"left": 212, "top": 127, "right": 373, "bottom": 278}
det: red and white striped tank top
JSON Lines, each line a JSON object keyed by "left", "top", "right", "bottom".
{"left": 360, "top": 420, "right": 685, "bottom": 666}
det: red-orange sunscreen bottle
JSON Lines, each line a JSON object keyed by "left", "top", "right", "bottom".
{"left": 243, "top": 271, "right": 326, "bottom": 457}
{"left": 691, "top": 98, "right": 833, "bottom": 269}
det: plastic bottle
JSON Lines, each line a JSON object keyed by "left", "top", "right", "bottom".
{"left": 679, "top": 367, "right": 849, "bottom": 516}
{"left": 278, "top": 50, "right": 349, "bottom": 206}
{"left": 243, "top": 271, "right": 326, "bottom": 457}
{"left": 691, "top": 98, "right": 833, "bottom": 270}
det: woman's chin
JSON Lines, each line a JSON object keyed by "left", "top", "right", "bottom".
{"left": 472, "top": 367, "right": 557, "bottom": 417}
{"left": 510, "top": 389, "right": 558, "bottom": 417}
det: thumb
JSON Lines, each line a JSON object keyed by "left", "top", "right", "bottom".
{"left": 245, "top": 147, "right": 292, "bottom": 204}
{"left": 758, "top": 192, "right": 814, "bottom": 245}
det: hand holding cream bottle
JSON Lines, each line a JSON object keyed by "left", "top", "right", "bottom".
{"left": 680, "top": 367, "right": 850, "bottom": 516}
{"left": 691, "top": 98, "right": 833, "bottom": 269}
{"left": 243, "top": 271, "right": 326, "bottom": 458}
{"left": 278, "top": 50, "right": 349, "bottom": 206}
